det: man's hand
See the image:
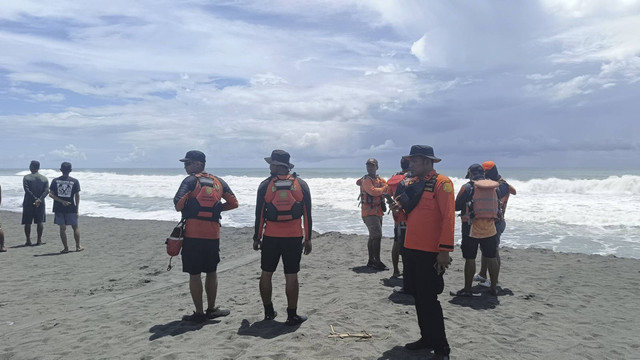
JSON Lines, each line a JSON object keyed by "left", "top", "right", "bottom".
{"left": 389, "top": 198, "right": 402, "bottom": 213}
{"left": 303, "top": 240, "right": 312, "bottom": 255}
{"left": 253, "top": 240, "right": 261, "bottom": 251}
{"left": 436, "top": 251, "right": 451, "bottom": 275}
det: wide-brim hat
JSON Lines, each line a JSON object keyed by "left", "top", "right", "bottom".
{"left": 402, "top": 145, "right": 441, "bottom": 163}
{"left": 265, "top": 149, "right": 294, "bottom": 170}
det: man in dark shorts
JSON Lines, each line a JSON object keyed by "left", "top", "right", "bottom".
{"left": 453, "top": 164, "right": 509, "bottom": 296}
{"left": 174, "top": 150, "right": 238, "bottom": 323}
{"left": 49, "top": 162, "right": 82, "bottom": 253}
{"left": 253, "top": 150, "right": 312, "bottom": 326}
{"left": 22, "top": 160, "right": 49, "bottom": 246}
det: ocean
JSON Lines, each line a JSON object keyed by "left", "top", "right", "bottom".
{"left": 1, "top": 167, "right": 639, "bottom": 259}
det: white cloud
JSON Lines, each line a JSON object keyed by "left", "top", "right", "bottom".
{"left": 50, "top": 144, "right": 87, "bottom": 160}
{"left": 0, "top": 1, "right": 639, "bottom": 168}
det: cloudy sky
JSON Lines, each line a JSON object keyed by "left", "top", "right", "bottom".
{"left": 1, "top": 0, "right": 639, "bottom": 169}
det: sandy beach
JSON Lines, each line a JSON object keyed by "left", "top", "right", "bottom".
{"left": 0, "top": 210, "right": 639, "bottom": 360}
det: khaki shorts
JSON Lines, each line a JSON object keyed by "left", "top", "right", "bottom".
{"left": 362, "top": 215, "right": 382, "bottom": 239}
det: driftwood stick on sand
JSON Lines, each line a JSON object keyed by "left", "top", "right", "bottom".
{"left": 328, "top": 325, "right": 372, "bottom": 339}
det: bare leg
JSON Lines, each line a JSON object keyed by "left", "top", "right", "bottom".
{"left": 24, "top": 224, "right": 32, "bottom": 245}
{"left": 59, "top": 225, "right": 69, "bottom": 252}
{"left": 0, "top": 228, "right": 6, "bottom": 251}
{"left": 36, "top": 223, "right": 44, "bottom": 244}
{"left": 259, "top": 271, "right": 274, "bottom": 305}
{"left": 72, "top": 225, "right": 82, "bottom": 250}
{"left": 478, "top": 255, "right": 488, "bottom": 279}
{"left": 204, "top": 272, "right": 218, "bottom": 310}
{"left": 284, "top": 273, "right": 299, "bottom": 309}
{"left": 487, "top": 257, "right": 500, "bottom": 295}
{"left": 391, "top": 240, "right": 401, "bottom": 277}
{"left": 189, "top": 274, "right": 204, "bottom": 313}
{"left": 463, "top": 259, "right": 475, "bottom": 292}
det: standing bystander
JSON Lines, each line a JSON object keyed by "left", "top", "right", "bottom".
{"left": 22, "top": 160, "right": 48, "bottom": 246}
{"left": 49, "top": 162, "right": 82, "bottom": 253}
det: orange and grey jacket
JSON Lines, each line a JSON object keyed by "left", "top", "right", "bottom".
{"left": 356, "top": 175, "right": 387, "bottom": 217}
{"left": 399, "top": 170, "right": 455, "bottom": 253}
{"left": 174, "top": 173, "right": 238, "bottom": 240}
{"left": 253, "top": 173, "right": 312, "bottom": 241}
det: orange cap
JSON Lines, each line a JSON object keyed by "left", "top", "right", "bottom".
{"left": 482, "top": 161, "right": 495, "bottom": 171}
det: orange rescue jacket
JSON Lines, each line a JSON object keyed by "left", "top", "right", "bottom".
{"left": 403, "top": 171, "right": 455, "bottom": 253}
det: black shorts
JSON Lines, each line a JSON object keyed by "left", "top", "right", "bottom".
{"left": 461, "top": 234, "right": 498, "bottom": 259}
{"left": 261, "top": 235, "right": 303, "bottom": 274}
{"left": 181, "top": 238, "right": 220, "bottom": 275}
{"left": 22, "top": 204, "right": 46, "bottom": 224}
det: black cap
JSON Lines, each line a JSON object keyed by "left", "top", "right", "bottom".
{"left": 402, "top": 145, "right": 441, "bottom": 163}
{"left": 265, "top": 150, "right": 294, "bottom": 170}
{"left": 179, "top": 150, "right": 206, "bottom": 163}
{"left": 465, "top": 163, "right": 484, "bottom": 180}
{"left": 30, "top": 160, "right": 40, "bottom": 170}
{"left": 365, "top": 158, "right": 378, "bottom": 166}
{"left": 60, "top": 162, "right": 72, "bottom": 173}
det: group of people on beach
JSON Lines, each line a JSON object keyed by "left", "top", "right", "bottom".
{"left": 0, "top": 145, "right": 515, "bottom": 360}
{"left": 358, "top": 155, "right": 516, "bottom": 298}
{"left": 175, "top": 144, "right": 513, "bottom": 360}
{"left": 173, "top": 149, "right": 312, "bottom": 327}
{"left": 0, "top": 160, "right": 82, "bottom": 254}
{"left": 355, "top": 146, "right": 515, "bottom": 359}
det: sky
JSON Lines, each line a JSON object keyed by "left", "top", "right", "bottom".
{"left": 1, "top": 0, "right": 639, "bottom": 169}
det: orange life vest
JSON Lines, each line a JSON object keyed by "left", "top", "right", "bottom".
{"left": 191, "top": 174, "right": 223, "bottom": 222}
{"left": 264, "top": 174, "right": 304, "bottom": 222}
{"left": 467, "top": 179, "right": 501, "bottom": 222}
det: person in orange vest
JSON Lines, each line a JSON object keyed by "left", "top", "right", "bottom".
{"left": 253, "top": 150, "right": 312, "bottom": 326}
{"left": 356, "top": 158, "right": 388, "bottom": 270}
{"left": 174, "top": 150, "right": 239, "bottom": 323}
{"left": 453, "top": 163, "right": 509, "bottom": 297}
{"left": 474, "top": 161, "right": 516, "bottom": 288}
{"left": 390, "top": 145, "right": 454, "bottom": 360}
{"left": 387, "top": 158, "right": 410, "bottom": 278}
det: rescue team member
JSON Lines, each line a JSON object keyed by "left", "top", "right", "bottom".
{"left": 391, "top": 145, "right": 453, "bottom": 360}
{"left": 174, "top": 150, "right": 238, "bottom": 323}
{"left": 253, "top": 150, "right": 312, "bottom": 326}
{"left": 356, "top": 158, "right": 388, "bottom": 270}
{"left": 387, "top": 158, "right": 410, "bottom": 279}
{"left": 453, "top": 164, "right": 508, "bottom": 297}
{"left": 475, "top": 161, "right": 517, "bottom": 288}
